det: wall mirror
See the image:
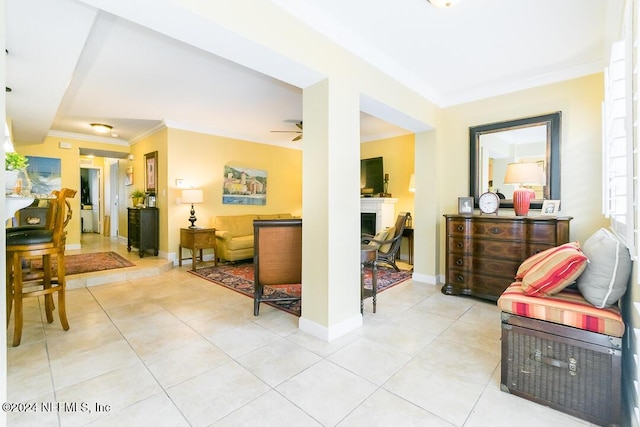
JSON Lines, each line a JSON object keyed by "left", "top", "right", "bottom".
{"left": 469, "top": 112, "right": 561, "bottom": 209}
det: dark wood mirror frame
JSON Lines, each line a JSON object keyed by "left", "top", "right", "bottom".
{"left": 469, "top": 112, "right": 561, "bottom": 209}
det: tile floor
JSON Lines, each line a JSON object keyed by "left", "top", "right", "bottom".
{"left": 6, "top": 233, "right": 593, "bottom": 426}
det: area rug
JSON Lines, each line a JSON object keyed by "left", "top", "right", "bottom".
{"left": 31, "top": 252, "right": 135, "bottom": 276}
{"left": 188, "top": 261, "right": 412, "bottom": 317}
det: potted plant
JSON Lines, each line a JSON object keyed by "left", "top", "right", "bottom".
{"left": 131, "top": 189, "right": 146, "bottom": 206}
{"left": 5, "top": 152, "right": 28, "bottom": 193}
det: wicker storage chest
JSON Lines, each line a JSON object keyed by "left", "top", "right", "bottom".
{"left": 501, "top": 312, "right": 622, "bottom": 426}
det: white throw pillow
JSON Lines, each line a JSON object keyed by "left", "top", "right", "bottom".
{"left": 577, "top": 228, "right": 632, "bottom": 308}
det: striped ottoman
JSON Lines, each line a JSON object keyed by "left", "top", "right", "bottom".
{"left": 498, "top": 282, "right": 623, "bottom": 426}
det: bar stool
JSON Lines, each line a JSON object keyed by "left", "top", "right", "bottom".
{"left": 6, "top": 188, "right": 76, "bottom": 346}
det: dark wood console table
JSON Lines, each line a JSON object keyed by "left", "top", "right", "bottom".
{"left": 127, "top": 207, "right": 159, "bottom": 258}
{"left": 179, "top": 227, "right": 217, "bottom": 271}
{"left": 401, "top": 227, "right": 414, "bottom": 265}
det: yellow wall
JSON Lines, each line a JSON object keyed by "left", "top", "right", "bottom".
{"left": 360, "top": 134, "right": 415, "bottom": 257}
{"left": 165, "top": 128, "right": 303, "bottom": 260}
{"left": 435, "top": 73, "right": 608, "bottom": 276}
{"left": 15, "top": 136, "right": 130, "bottom": 249}
{"left": 122, "top": 128, "right": 168, "bottom": 252}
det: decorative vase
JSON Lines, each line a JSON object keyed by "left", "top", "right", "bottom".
{"left": 132, "top": 196, "right": 145, "bottom": 206}
{"left": 513, "top": 188, "right": 535, "bottom": 216}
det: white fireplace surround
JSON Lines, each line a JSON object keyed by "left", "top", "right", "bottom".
{"left": 360, "top": 197, "right": 398, "bottom": 233}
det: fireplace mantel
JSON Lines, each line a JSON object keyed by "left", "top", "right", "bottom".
{"left": 361, "top": 197, "right": 398, "bottom": 233}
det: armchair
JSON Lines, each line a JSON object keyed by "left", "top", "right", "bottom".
{"left": 253, "top": 219, "right": 302, "bottom": 316}
{"left": 361, "top": 212, "right": 410, "bottom": 272}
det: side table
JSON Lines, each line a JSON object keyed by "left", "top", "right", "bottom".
{"left": 401, "top": 227, "right": 414, "bottom": 265}
{"left": 361, "top": 245, "right": 378, "bottom": 313}
{"left": 179, "top": 227, "right": 217, "bottom": 271}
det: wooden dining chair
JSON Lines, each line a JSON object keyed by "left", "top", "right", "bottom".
{"left": 6, "top": 188, "right": 76, "bottom": 346}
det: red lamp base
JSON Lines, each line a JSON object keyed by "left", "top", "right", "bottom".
{"left": 513, "top": 188, "right": 535, "bottom": 216}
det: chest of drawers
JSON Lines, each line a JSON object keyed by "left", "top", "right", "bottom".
{"left": 127, "top": 207, "right": 159, "bottom": 257}
{"left": 442, "top": 215, "right": 571, "bottom": 301}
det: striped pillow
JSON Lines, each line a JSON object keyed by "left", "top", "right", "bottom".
{"left": 520, "top": 242, "right": 588, "bottom": 296}
{"left": 516, "top": 242, "right": 581, "bottom": 280}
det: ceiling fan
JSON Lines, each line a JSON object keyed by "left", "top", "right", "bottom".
{"left": 271, "top": 120, "right": 303, "bottom": 141}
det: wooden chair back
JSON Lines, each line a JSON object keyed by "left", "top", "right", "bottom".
{"left": 253, "top": 219, "right": 302, "bottom": 315}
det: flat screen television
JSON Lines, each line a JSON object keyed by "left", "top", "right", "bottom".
{"left": 360, "top": 156, "right": 384, "bottom": 196}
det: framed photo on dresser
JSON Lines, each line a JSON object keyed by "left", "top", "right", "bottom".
{"left": 458, "top": 197, "right": 474, "bottom": 214}
{"left": 541, "top": 200, "right": 560, "bottom": 216}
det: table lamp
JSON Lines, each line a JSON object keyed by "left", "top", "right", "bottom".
{"left": 503, "top": 162, "right": 545, "bottom": 216}
{"left": 182, "top": 189, "right": 203, "bottom": 228}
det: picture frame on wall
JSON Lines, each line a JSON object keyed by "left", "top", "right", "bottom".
{"left": 125, "top": 166, "right": 134, "bottom": 186}
{"left": 541, "top": 200, "right": 560, "bottom": 216}
{"left": 144, "top": 151, "right": 158, "bottom": 194}
{"left": 458, "top": 197, "right": 474, "bottom": 215}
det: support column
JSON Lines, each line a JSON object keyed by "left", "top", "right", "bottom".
{"left": 299, "top": 78, "right": 362, "bottom": 341}
{"left": 412, "top": 129, "right": 439, "bottom": 285}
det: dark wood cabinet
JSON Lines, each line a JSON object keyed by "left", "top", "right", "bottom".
{"left": 442, "top": 215, "right": 571, "bottom": 301}
{"left": 127, "top": 207, "right": 159, "bottom": 258}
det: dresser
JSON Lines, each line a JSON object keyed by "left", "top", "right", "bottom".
{"left": 442, "top": 215, "right": 571, "bottom": 301}
{"left": 127, "top": 207, "right": 159, "bottom": 258}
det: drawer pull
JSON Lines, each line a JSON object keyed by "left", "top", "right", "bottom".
{"left": 456, "top": 242, "right": 464, "bottom": 249}
{"left": 491, "top": 227, "right": 500, "bottom": 234}
{"left": 456, "top": 275, "right": 464, "bottom": 282}
{"left": 457, "top": 225, "right": 464, "bottom": 232}
{"left": 455, "top": 259, "right": 463, "bottom": 266}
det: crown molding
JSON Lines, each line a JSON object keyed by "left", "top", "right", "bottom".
{"left": 47, "top": 130, "right": 130, "bottom": 145}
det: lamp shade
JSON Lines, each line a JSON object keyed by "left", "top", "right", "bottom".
{"left": 181, "top": 189, "right": 203, "bottom": 204}
{"left": 503, "top": 162, "right": 545, "bottom": 186}
{"left": 409, "top": 174, "right": 415, "bottom": 192}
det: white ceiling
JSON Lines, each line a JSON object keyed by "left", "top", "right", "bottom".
{"left": 5, "top": 0, "right": 624, "bottom": 151}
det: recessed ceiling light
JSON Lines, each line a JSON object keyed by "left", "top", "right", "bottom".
{"left": 90, "top": 123, "right": 113, "bottom": 134}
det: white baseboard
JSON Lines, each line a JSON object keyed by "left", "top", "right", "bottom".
{"left": 298, "top": 313, "right": 363, "bottom": 342}
{"left": 411, "top": 272, "right": 438, "bottom": 285}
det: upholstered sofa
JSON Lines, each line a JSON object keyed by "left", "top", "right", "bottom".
{"left": 210, "top": 213, "right": 293, "bottom": 262}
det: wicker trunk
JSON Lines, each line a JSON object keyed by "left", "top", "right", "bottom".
{"left": 501, "top": 313, "right": 622, "bottom": 426}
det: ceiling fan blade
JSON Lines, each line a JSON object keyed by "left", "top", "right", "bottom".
{"left": 295, "top": 122, "right": 303, "bottom": 130}
{"left": 292, "top": 134, "right": 302, "bottom": 142}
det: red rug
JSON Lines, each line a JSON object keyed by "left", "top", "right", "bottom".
{"left": 31, "top": 252, "right": 135, "bottom": 276}
{"left": 188, "top": 261, "right": 412, "bottom": 317}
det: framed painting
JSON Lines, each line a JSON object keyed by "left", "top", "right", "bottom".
{"left": 125, "top": 166, "right": 133, "bottom": 186}
{"left": 144, "top": 151, "right": 158, "bottom": 194}
{"left": 25, "top": 156, "right": 61, "bottom": 197}
{"left": 222, "top": 165, "right": 267, "bottom": 205}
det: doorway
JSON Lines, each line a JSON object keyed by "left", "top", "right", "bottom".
{"left": 80, "top": 167, "right": 100, "bottom": 234}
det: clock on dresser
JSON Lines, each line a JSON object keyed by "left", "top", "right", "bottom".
{"left": 442, "top": 214, "right": 572, "bottom": 301}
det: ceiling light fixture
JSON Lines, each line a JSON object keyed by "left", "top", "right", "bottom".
{"left": 427, "top": 0, "right": 461, "bottom": 8}
{"left": 90, "top": 123, "right": 113, "bottom": 134}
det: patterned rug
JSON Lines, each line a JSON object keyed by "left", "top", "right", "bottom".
{"left": 188, "top": 261, "right": 413, "bottom": 317}
{"left": 31, "top": 252, "right": 135, "bottom": 276}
